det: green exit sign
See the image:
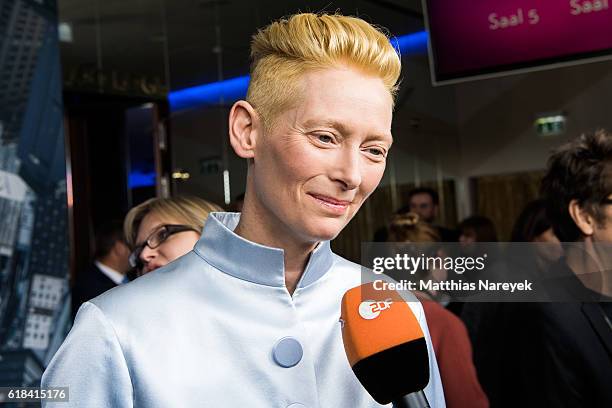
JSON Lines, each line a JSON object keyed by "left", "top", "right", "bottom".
{"left": 535, "top": 113, "right": 566, "bottom": 136}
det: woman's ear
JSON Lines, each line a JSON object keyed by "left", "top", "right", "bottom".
{"left": 111, "top": 240, "right": 130, "bottom": 260}
{"left": 568, "top": 199, "right": 595, "bottom": 237}
{"left": 229, "top": 100, "right": 260, "bottom": 159}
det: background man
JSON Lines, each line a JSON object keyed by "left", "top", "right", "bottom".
{"left": 71, "top": 221, "right": 130, "bottom": 319}
{"left": 527, "top": 129, "right": 612, "bottom": 407}
{"left": 407, "top": 187, "right": 458, "bottom": 242}
{"left": 476, "top": 130, "right": 612, "bottom": 407}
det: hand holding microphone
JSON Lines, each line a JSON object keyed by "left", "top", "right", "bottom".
{"left": 340, "top": 283, "right": 431, "bottom": 408}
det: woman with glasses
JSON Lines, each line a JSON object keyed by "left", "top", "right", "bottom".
{"left": 124, "top": 196, "right": 223, "bottom": 276}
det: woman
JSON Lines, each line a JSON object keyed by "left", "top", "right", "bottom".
{"left": 388, "top": 212, "right": 489, "bottom": 408}
{"left": 458, "top": 215, "right": 498, "bottom": 243}
{"left": 41, "top": 14, "right": 445, "bottom": 407}
{"left": 511, "top": 199, "right": 563, "bottom": 272}
{"left": 124, "top": 196, "right": 223, "bottom": 276}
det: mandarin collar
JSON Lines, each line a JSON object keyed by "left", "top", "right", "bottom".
{"left": 194, "top": 212, "right": 334, "bottom": 288}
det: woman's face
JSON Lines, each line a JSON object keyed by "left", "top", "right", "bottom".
{"left": 135, "top": 212, "right": 200, "bottom": 274}
{"left": 242, "top": 66, "right": 393, "bottom": 245}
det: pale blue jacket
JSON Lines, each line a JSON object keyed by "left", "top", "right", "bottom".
{"left": 42, "top": 212, "right": 445, "bottom": 407}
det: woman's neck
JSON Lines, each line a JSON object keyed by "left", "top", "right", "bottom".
{"left": 234, "top": 202, "right": 318, "bottom": 295}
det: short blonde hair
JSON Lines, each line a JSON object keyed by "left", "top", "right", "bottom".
{"left": 124, "top": 196, "right": 223, "bottom": 248}
{"left": 247, "top": 13, "right": 402, "bottom": 130}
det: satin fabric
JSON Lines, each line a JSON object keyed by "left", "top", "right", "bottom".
{"left": 42, "top": 212, "right": 446, "bottom": 407}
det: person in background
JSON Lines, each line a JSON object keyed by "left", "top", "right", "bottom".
{"left": 465, "top": 131, "right": 612, "bottom": 407}
{"left": 458, "top": 215, "right": 498, "bottom": 243}
{"left": 509, "top": 130, "right": 612, "bottom": 407}
{"left": 462, "top": 201, "right": 560, "bottom": 405}
{"left": 124, "top": 196, "right": 223, "bottom": 276}
{"left": 457, "top": 215, "right": 499, "bottom": 305}
{"left": 458, "top": 214, "right": 501, "bottom": 401}
{"left": 71, "top": 221, "right": 130, "bottom": 320}
{"left": 408, "top": 187, "right": 458, "bottom": 242}
{"left": 510, "top": 199, "right": 563, "bottom": 274}
{"left": 387, "top": 212, "right": 489, "bottom": 408}
{"left": 511, "top": 199, "right": 558, "bottom": 243}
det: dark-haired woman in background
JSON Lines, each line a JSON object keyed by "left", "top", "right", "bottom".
{"left": 458, "top": 215, "right": 498, "bottom": 243}
{"left": 388, "top": 212, "right": 489, "bottom": 408}
{"left": 463, "top": 201, "right": 563, "bottom": 407}
{"left": 511, "top": 199, "right": 563, "bottom": 275}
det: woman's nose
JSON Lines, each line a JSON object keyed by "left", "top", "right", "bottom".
{"left": 139, "top": 245, "right": 157, "bottom": 263}
{"left": 330, "top": 148, "right": 362, "bottom": 190}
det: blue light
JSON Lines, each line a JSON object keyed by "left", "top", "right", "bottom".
{"left": 128, "top": 170, "right": 156, "bottom": 188}
{"left": 393, "top": 30, "right": 429, "bottom": 56}
{"left": 169, "top": 75, "right": 250, "bottom": 111}
{"left": 169, "top": 30, "right": 428, "bottom": 111}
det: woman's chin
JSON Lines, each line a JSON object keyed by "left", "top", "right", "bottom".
{"left": 301, "top": 219, "right": 346, "bottom": 242}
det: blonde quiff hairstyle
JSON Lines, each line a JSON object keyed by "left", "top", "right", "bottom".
{"left": 247, "top": 13, "right": 402, "bottom": 130}
{"left": 123, "top": 196, "right": 223, "bottom": 249}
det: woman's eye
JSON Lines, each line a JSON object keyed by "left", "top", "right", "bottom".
{"left": 367, "top": 148, "right": 385, "bottom": 157}
{"left": 317, "top": 134, "right": 334, "bottom": 144}
{"left": 156, "top": 230, "right": 169, "bottom": 243}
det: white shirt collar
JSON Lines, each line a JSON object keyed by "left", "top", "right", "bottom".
{"left": 95, "top": 261, "right": 126, "bottom": 285}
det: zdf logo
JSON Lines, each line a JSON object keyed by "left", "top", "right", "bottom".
{"left": 358, "top": 298, "right": 393, "bottom": 320}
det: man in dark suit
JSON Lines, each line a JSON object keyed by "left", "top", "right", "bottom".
{"left": 473, "top": 130, "right": 612, "bottom": 407}
{"left": 71, "top": 222, "right": 131, "bottom": 319}
{"left": 528, "top": 129, "right": 612, "bottom": 407}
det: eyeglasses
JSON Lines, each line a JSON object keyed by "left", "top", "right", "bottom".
{"left": 128, "top": 224, "right": 198, "bottom": 269}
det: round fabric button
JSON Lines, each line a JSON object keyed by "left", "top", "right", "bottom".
{"left": 286, "top": 403, "right": 306, "bottom": 408}
{"left": 272, "top": 337, "right": 303, "bottom": 368}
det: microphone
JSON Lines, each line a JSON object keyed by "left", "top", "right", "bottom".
{"left": 340, "top": 283, "right": 431, "bottom": 408}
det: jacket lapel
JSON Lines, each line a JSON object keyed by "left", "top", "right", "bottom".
{"left": 581, "top": 302, "right": 612, "bottom": 360}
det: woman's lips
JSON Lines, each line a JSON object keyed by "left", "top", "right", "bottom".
{"left": 144, "top": 263, "right": 162, "bottom": 273}
{"left": 308, "top": 193, "right": 351, "bottom": 214}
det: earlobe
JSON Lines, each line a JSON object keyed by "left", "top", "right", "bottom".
{"left": 229, "top": 100, "right": 259, "bottom": 159}
{"left": 568, "top": 199, "right": 594, "bottom": 236}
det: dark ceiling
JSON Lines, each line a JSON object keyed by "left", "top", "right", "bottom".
{"left": 58, "top": 0, "right": 425, "bottom": 92}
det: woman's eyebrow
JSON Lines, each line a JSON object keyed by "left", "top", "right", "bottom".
{"left": 364, "top": 133, "right": 393, "bottom": 144}
{"left": 302, "top": 118, "right": 348, "bottom": 133}
{"left": 135, "top": 225, "right": 161, "bottom": 246}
